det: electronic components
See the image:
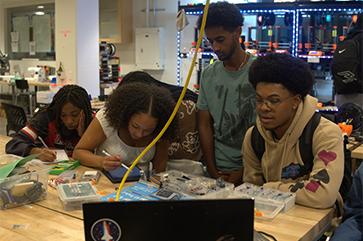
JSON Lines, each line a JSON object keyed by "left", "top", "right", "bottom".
{"left": 159, "top": 170, "right": 234, "bottom": 199}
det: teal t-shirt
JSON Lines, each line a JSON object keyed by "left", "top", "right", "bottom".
{"left": 197, "top": 54, "right": 257, "bottom": 171}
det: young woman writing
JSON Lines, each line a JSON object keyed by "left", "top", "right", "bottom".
{"left": 6, "top": 85, "right": 94, "bottom": 162}
{"left": 73, "top": 82, "right": 178, "bottom": 173}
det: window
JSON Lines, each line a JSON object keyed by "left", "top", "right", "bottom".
{"left": 6, "top": 3, "right": 55, "bottom": 61}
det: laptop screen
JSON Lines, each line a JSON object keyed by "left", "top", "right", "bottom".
{"left": 83, "top": 198, "right": 254, "bottom": 241}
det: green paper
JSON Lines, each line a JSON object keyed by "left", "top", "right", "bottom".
{"left": 0, "top": 153, "right": 41, "bottom": 179}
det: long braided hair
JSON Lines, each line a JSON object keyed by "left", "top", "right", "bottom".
{"left": 30, "top": 85, "right": 93, "bottom": 143}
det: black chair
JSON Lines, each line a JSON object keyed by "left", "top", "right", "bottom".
{"left": 1, "top": 102, "right": 27, "bottom": 137}
{"left": 15, "top": 79, "right": 36, "bottom": 116}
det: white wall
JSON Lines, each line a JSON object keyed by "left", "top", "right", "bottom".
{"left": 55, "top": 0, "right": 77, "bottom": 85}
{"left": 76, "top": 0, "right": 99, "bottom": 98}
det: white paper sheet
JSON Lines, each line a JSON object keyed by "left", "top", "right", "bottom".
{"left": 29, "top": 149, "right": 69, "bottom": 165}
{"left": 11, "top": 31, "right": 19, "bottom": 42}
{"left": 11, "top": 42, "right": 19, "bottom": 52}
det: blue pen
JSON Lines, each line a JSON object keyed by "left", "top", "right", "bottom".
{"left": 102, "top": 150, "right": 131, "bottom": 172}
{"left": 38, "top": 136, "right": 50, "bottom": 150}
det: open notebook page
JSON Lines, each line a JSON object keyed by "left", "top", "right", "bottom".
{"left": 29, "top": 149, "right": 69, "bottom": 164}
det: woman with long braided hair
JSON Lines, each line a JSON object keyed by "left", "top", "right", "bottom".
{"left": 6, "top": 85, "right": 94, "bottom": 162}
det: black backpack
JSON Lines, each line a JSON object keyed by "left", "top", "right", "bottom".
{"left": 251, "top": 112, "right": 352, "bottom": 202}
{"left": 331, "top": 32, "right": 363, "bottom": 94}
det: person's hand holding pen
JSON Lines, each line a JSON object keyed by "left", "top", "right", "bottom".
{"left": 39, "top": 148, "right": 57, "bottom": 162}
{"left": 101, "top": 150, "right": 123, "bottom": 172}
{"left": 38, "top": 136, "right": 57, "bottom": 162}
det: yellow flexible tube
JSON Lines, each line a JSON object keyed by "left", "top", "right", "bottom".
{"left": 116, "top": 0, "right": 210, "bottom": 201}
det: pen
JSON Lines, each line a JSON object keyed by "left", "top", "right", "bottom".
{"left": 38, "top": 136, "right": 49, "bottom": 150}
{"left": 102, "top": 150, "right": 131, "bottom": 171}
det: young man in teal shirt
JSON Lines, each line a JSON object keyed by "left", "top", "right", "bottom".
{"left": 196, "top": 2, "right": 257, "bottom": 185}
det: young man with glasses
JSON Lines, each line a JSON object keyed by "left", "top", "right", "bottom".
{"left": 196, "top": 2, "right": 257, "bottom": 186}
{"left": 242, "top": 53, "right": 344, "bottom": 209}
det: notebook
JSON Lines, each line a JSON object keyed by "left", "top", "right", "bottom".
{"left": 30, "top": 150, "right": 69, "bottom": 164}
{"left": 83, "top": 198, "right": 254, "bottom": 241}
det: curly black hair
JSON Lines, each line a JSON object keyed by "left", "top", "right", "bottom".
{"left": 105, "top": 82, "right": 178, "bottom": 141}
{"left": 31, "top": 84, "right": 93, "bottom": 141}
{"left": 118, "top": 71, "right": 198, "bottom": 103}
{"left": 248, "top": 53, "right": 315, "bottom": 98}
{"left": 196, "top": 2, "right": 244, "bottom": 32}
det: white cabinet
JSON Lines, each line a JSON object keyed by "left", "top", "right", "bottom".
{"left": 99, "top": 0, "right": 133, "bottom": 43}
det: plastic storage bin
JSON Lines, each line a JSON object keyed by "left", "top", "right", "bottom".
{"left": 254, "top": 200, "right": 284, "bottom": 219}
{"left": 57, "top": 182, "right": 101, "bottom": 211}
{"left": 158, "top": 170, "right": 234, "bottom": 199}
{"left": 0, "top": 154, "right": 51, "bottom": 209}
{"left": 234, "top": 182, "right": 296, "bottom": 214}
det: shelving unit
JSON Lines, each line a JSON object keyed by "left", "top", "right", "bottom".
{"left": 177, "top": 2, "right": 362, "bottom": 103}
{"left": 295, "top": 2, "right": 361, "bottom": 102}
{"left": 177, "top": 2, "right": 296, "bottom": 88}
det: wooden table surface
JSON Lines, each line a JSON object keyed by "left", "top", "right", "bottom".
{"left": 351, "top": 145, "right": 363, "bottom": 159}
{"left": 0, "top": 135, "right": 11, "bottom": 155}
{"left": 254, "top": 205, "right": 333, "bottom": 241}
{"left": 0, "top": 134, "right": 334, "bottom": 241}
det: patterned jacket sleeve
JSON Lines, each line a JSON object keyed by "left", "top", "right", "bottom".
{"left": 263, "top": 120, "right": 344, "bottom": 209}
{"left": 5, "top": 112, "right": 51, "bottom": 157}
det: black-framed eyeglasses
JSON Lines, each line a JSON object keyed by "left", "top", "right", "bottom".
{"left": 250, "top": 95, "right": 293, "bottom": 109}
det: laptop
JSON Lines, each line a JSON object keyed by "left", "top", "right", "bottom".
{"left": 83, "top": 198, "right": 254, "bottom": 241}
